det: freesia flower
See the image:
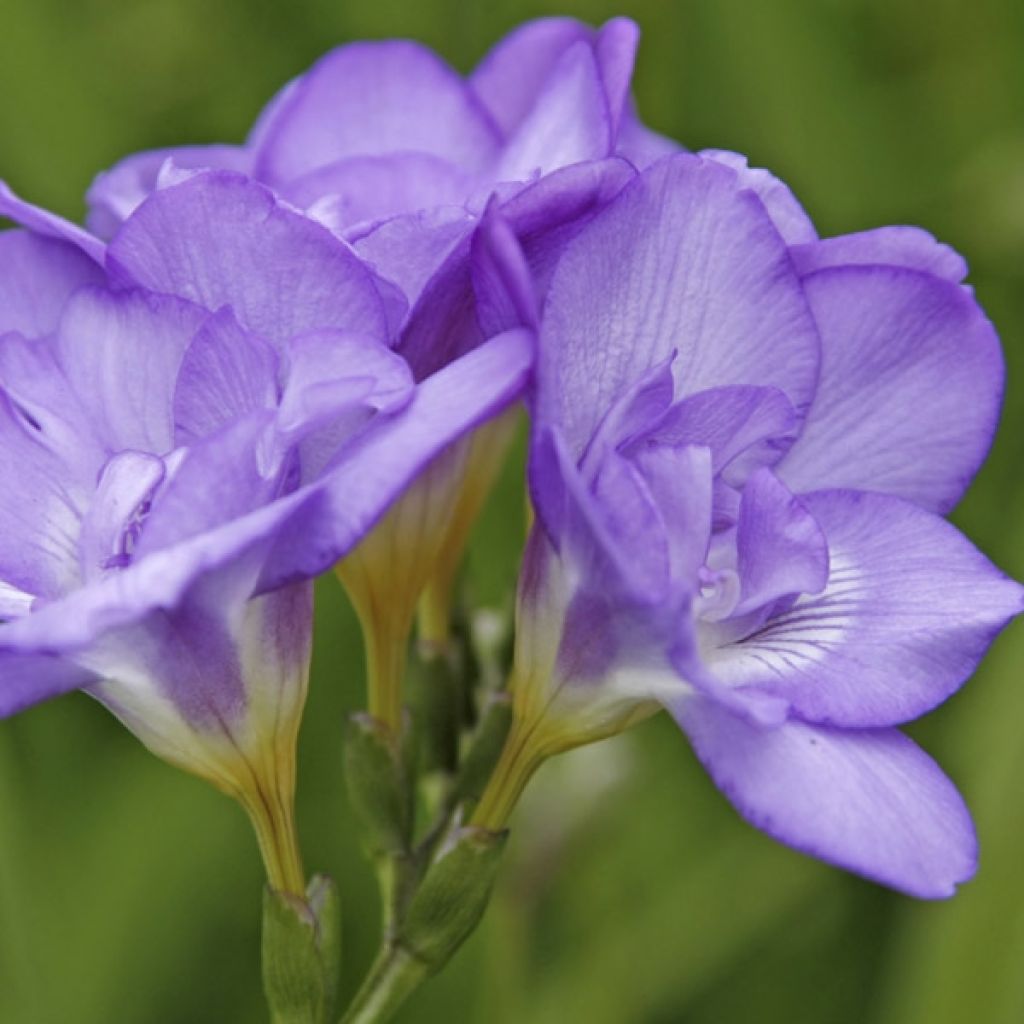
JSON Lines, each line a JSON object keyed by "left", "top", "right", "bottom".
{"left": 0, "top": 171, "right": 531, "bottom": 891}
{"left": 472, "top": 152, "right": 1023, "bottom": 898}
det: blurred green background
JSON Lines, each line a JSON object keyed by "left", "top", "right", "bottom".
{"left": 2, "top": 0, "right": 1024, "bottom": 1021}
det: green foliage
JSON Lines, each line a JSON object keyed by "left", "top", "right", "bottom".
{"left": 2, "top": 1, "right": 1024, "bottom": 1022}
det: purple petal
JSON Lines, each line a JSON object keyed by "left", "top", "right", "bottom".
{"left": 734, "top": 468, "right": 828, "bottom": 615}
{"left": 79, "top": 450, "right": 165, "bottom": 582}
{"left": 615, "top": 107, "right": 681, "bottom": 169}
{"left": 282, "top": 152, "right": 477, "bottom": 235}
{"left": 277, "top": 329, "right": 413, "bottom": 440}
{"left": 470, "top": 200, "right": 538, "bottom": 335}
{"left": 57, "top": 286, "right": 206, "bottom": 455}
{"left": 777, "top": 265, "right": 1003, "bottom": 512}
{"left": 645, "top": 385, "right": 800, "bottom": 485}
{"left": 173, "top": 308, "right": 279, "bottom": 446}
{"left": 253, "top": 41, "right": 500, "bottom": 184}
{"left": 259, "top": 326, "right": 534, "bottom": 590}
{"left": 702, "top": 150, "right": 817, "bottom": 245}
{"left": 496, "top": 41, "right": 611, "bottom": 182}
{"left": 397, "top": 157, "right": 634, "bottom": 379}
{"left": 673, "top": 695, "right": 977, "bottom": 898}
{"left": 593, "top": 18, "right": 640, "bottom": 136}
{"left": 352, "top": 207, "right": 475, "bottom": 314}
{"left": 0, "top": 181, "right": 104, "bottom": 263}
{"left": 107, "top": 171, "right": 397, "bottom": 345}
{"left": 712, "top": 489, "right": 1023, "bottom": 726}
{"left": 470, "top": 17, "right": 595, "bottom": 137}
{"left": 790, "top": 226, "right": 967, "bottom": 282}
{"left": 85, "top": 145, "right": 252, "bottom": 239}
{"left": 538, "top": 154, "right": 820, "bottom": 458}
{"left": 0, "top": 230, "right": 104, "bottom": 337}
{"left": 0, "top": 393, "right": 85, "bottom": 599}
{"left": 0, "top": 652, "right": 97, "bottom": 717}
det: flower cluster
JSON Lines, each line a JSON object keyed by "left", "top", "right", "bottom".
{"left": 0, "top": 15, "right": 1020, "bottom": 1013}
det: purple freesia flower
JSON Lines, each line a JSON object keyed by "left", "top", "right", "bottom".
{"left": 504, "top": 152, "right": 1023, "bottom": 898}
{"left": 0, "top": 172, "right": 531, "bottom": 887}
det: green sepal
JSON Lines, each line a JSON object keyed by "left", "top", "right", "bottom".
{"left": 399, "top": 825, "right": 508, "bottom": 971}
{"left": 261, "top": 874, "right": 341, "bottom": 1024}
{"left": 344, "top": 712, "right": 412, "bottom": 857}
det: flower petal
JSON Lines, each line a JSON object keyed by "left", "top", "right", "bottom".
{"left": 0, "top": 181, "right": 104, "bottom": 263}
{"left": 790, "top": 226, "right": 967, "bottom": 282}
{"left": 254, "top": 41, "right": 500, "bottom": 184}
{"left": 57, "top": 286, "right": 206, "bottom": 455}
{"left": 85, "top": 145, "right": 251, "bottom": 238}
{"left": 672, "top": 695, "right": 977, "bottom": 898}
{"left": 777, "top": 265, "right": 1003, "bottom": 512}
{"left": 702, "top": 149, "right": 817, "bottom": 245}
{"left": 711, "top": 489, "right": 1023, "bottom": 726}
{"left": 282, "top": 152, "right": 476, "bottom": 235}
{"left": 0, "top": 230, "right": 104, "bottom": 337}
{"left": 538, "top": 154, "right": 820, "bottom": 457}
{"left": 733, "top": 468, "right": 828, "bottom": 616}
{"left": 496, "top": 41, "right": 611, "bottom": 182}
{"left": 107, "top": 171, "right": 397, "bottom": 346}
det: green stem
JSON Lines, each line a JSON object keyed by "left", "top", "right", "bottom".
{"left": 339, "top": 945, "right": 428, "bottom": 1024}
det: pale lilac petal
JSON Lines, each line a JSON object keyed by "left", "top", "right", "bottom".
{"left": 259, "top": 326, "right": 534, "bottom": 590}
{"left": 0, "top": 395, "right": 85, "bottom": 598}
{"left": 0, "top": 652, "right": 97, "bottom": 717}
{"left": 470, "top": 17, "right": 594, "bottom": 136}
{"left": 790, "top": 226, "right": 967, "bottom": 282}
{"left": 538, "top": 154, "right": 820, "bottom": 457}
{"left": 107, "top": 171, "right": 396, "bottom": 345}
{"left": 254, "top": 41, "right": 500, "bottom": 184}
{"left": 712, "top": 490, "right": 1024, "bottom": 726}
{"left": 79, "top": 451, "right": 165, "bottom": 582}
{"left": 777, "top": 265, "right": 1002, "bottom": 512}
{"left": 352, "top": 207, "right": 475, "bottom": 313}
{"left": 0, "top": 231, "right": 104, "bottom": 337}
{"left": 593, "top": 19, "right": 640, "bottom": 134}
{"left": 0, "top": 331, "right": 102, "bottom": 476}
{"left": 644, "top": 385, "right": 800, "bottom": 485}
{"left": 734, "top": 468, "right": 828, "bottom": 615}
{"left": 57, "top": 287, "right": 205, "bottom": 455}
{"left": 173, "top": 308, "right": 279, "bottom": 445}
{"left": 85, "top": 145, "right": 251, "bottom": 238}
{"left": 277, "top": 329, "right": 413, "bottom": 438}
{"left": 281, "top": 152, "right": 476, "bottom": 234}
{"left": 616, "top": 108, "right": 681, "bottom": 168}
{"left": 673, "top": 695, "right": 977, "bottom": 898}
{"left": 702, "top": 149, "right": 817, "bottom": 245}
{"left": 0, "top": 181, "right": 104, "bottom": 263}
{"left": 496, "top": 41, "right": 611, "bottom": 181}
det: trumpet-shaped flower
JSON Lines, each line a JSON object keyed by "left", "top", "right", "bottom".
{"left": 31, "top": 18, "right": 663, "bottom": 721}
{"left": 489, "top": 153, "right": 1023, "bottom": 898}
{"left": 0, "top": 172, "right": 531, "bottom": 889}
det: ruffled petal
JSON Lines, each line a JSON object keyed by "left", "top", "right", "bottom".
{"left": 778, "top": 265, "right": 1003, "bottom": 512}
{"left": 702, "top": 149, "right": 817, "bottom": 245}
{"left": 282, "top": 152, "right": 476, "bottom": 236}
{"left": 85, "top": 145, "right": 251, "bottom": 239}
{"left": 709, "top": 489, "right": 1023, "bottom": 726}
{"left": 790, "top": 226, "right": 967, "bottom": 282}
{"left": 0, "top": 181, "right": 104, "bottom": 263}
{"left": 496, "top": 41, "right": 611, "bottom": 182}
{"left": 537, "top": 154, "right": 820, "bottom": 457}
{"left": 0, "top": 230, "right": 104, "bottom": 337}
{"left": 57, "top": 286, "right": 206, "bottom": 455}
{"left": 107, "top": 171, "right": 397, "bottom": 346}
{"left": 254, "top": 41, "right": 500, "bottom": 184}
{"left": 673, "top": 695, "right": 977, "bottom": 898}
